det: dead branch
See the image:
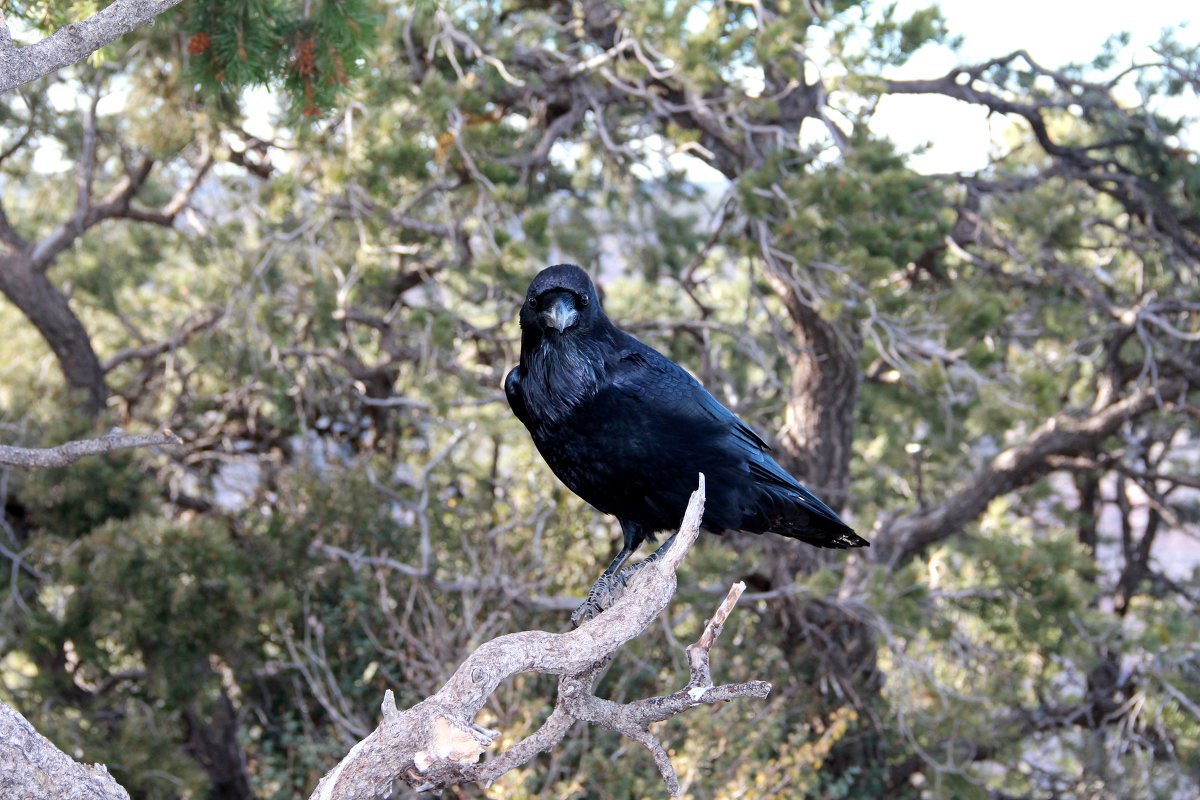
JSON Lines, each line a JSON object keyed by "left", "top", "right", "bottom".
{"left": 308, "top": 475, "right": 772, "bottom": 799}
{"left": 0, "top": 428, "right": 181, "bottom": 469}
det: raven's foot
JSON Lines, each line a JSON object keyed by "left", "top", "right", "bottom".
{"left": 616, "top": 533, "right": 676, "bottom": 584}
{"left": 571, "top": 571, "right": 623, "bottom": 627}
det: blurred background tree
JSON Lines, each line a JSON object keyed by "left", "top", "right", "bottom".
{"left": 1, "top": 1, "right": 1198, "bottom": 798}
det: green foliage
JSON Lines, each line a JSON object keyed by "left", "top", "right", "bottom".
{"left": 186, "top": 0, "right": 375, "bottom": 117}
{"left": 11, "top": 415, "right": 156, "bottom": 540}
{"left": 19, "top": 450, "right": 154, "bottom": 540}
{"left": 57, "top": 516, "right": 262, "bottom": 701}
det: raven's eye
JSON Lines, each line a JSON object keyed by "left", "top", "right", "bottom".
{"left": 580, "top": 295, "right": 589, "bottom": 307}
{"left": 528, "top": 297, "right": 538, "bottom": 309}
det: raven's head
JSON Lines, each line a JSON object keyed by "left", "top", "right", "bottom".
{"left": 520, "top": 264, "right": 602, "bottom": 337}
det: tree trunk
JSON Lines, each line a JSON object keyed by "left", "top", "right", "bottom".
{"left": 778, "top": 313, "right": 861, "bottom": 513}
{"left": 182, "top": 690, "right": 255, "bottom": 800}
{"left": 754, "top": 257, "right": 864, "bottom": 515}
{"left": 0, "top": 253, "right": 106, "bottom": 416}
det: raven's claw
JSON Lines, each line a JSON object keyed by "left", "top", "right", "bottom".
{"left": 571, "top": 571, "right": 622, "bottom": 627}
{"left": 570, "top": 534, "right": 679, "bottom": 627}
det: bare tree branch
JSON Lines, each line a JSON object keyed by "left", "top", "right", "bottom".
{"left": 0, "top": 428, "right": 181, "bottom": 469}
{"left": 0, "top": 92, "right": 37, "bottom": 166}
{"left": 883, "top": 54, "right": 1200, "bottom": 261}
{"left": 28, "top": 155, "right": 154, "bottom": 269}
{"left": 309, "top": 476, "right": 772, "bottom": 798}
{"left": 0, "top": 2, "right": 184, "bottom": 94}
{"left": 103, "top": 308, "right": 225, "bottom": 373}
{"left": 0, "top": 203, "right": 25, "bottom": 249}
{"left": 23, "top": 142, "right": 212, "bottom": 271}
{"left": 1047, "top": 454, "right": 1200, "bottom": 492}
{"left": 116, "top": 144, "right": 215, "bottom": 226}
{"left": 74, "top": 74, "right": 103, "bottom": 232}
{"left": 879, "top": 379, "right": 1194, "bottom": 565}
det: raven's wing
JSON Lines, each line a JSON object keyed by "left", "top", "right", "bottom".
{"left": 610, "top": 341, "right": 866, "bottom": 547}
{"left": 504, "top": 366, "right": 530, "bottom": 426}
{"left": 612, "top": 348, "right": 769, "bottom": 448}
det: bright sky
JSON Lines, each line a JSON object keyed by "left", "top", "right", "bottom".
{"left": 873, "top": 0, "right": 1194, "bottom": 173}
{"left": 30, "top": 3, "right": 1195, "bottom": 179}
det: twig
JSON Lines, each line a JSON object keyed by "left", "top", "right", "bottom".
{"left": 553, "top": 580, "right": 764, "bottom": 794}
{"left": 103, "top": 308, "right": 224, "bottom": 372}
{"left": 0, "top": 429, "right": 181, "bottom": 468}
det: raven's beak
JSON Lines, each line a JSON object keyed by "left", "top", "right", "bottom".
{"left": 541, "top": 293, "right": 579, "bottom": 332}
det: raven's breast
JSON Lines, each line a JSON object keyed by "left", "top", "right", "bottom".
{"left": 527, "top": 392, "right": 736, "bottom": 534}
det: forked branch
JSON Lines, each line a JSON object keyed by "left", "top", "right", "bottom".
{"left": 309, "top": 475, "right": 772, "bottom": 798}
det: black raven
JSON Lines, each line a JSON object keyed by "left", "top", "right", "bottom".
{"left": 505, "top": 264, "right": 867, "bottom": 622}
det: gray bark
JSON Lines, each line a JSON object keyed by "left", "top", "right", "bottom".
{"left": 0, "top": 700, "right": 131, "bottom": 800}
{"left": 0, "top": 429, "right": 180, "bottom": 468}
{"left": 0, "top": 2, "right": 184, "bottom": 94}
{"left": 777, "top": 299, "right": 861, "bottom": 512}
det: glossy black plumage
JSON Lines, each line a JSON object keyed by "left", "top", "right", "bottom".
{"left": 506, "top": 264, "right": 868, "bottom": 564}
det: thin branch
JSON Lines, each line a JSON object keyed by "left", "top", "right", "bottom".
{"left": 311, "top": 540, "right": 582, "bottom": 611}
{"left": 0, "top": 93, "right": 37, "bottom": 166}
{"left": 227, "top": 143, "right": 274, "bottom": 178}
{"left": 27, "top": 142, "right": 211, "bottom": 272}
{"left": 0, "top": 204, "right": 26, "bottom": 249}
{"left": 555, "top": 581, "right": 761, "bottom": 794}
{"left": 102, "top": 308, "right": 225, "bottom": 373}
{"left": 74, "top": 74, "right": 103, "bottom": 234}
{"left": 0, "top": 429, "right": 181, "bottom": 469}
{"left": 117, "top": 143, "right": 215, "bottom": 225}
{"left": 1046, "top": 454, "right": 1200, "bottom": 492}
{"left": 0, "top": 1, "right": 185, "bottom": 94}
{"left": 29, "top": 156, "right": 155, "bottom": 269}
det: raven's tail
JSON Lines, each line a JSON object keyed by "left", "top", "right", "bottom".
{"left": 759, "top": 492, "right": 869, "bottom": 549}
{"left": 742, "top": 459, "right": 870, "bottom": 549}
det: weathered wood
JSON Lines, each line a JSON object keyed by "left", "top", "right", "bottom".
{"left": 0, "top": 700, "right": 131, "bottom": 800}
{"left": 309, "top": 475, "right": 772, "bottom": 798}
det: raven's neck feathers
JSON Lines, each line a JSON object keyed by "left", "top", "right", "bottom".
{"left": 520, "top": 318, "right": 621, "bottom": 424}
